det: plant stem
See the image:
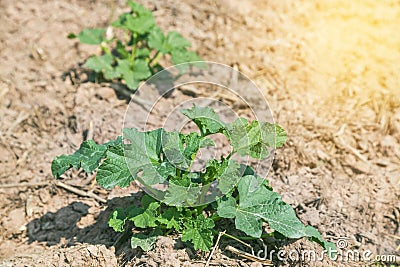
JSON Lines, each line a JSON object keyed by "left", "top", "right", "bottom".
{"left": 130, "top": 33, "right": 137, "bottom": 65}
{"left": 101, "top": 43, "right": 112, "bottom": 55}
{"left": 149, "top": 50, "right": 161, "bottom": 66}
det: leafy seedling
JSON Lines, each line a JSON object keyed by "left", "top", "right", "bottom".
{"left": 68, "top": 1, "right": 204, "bottom": 90}
{"left": 52, "top": 105, "right": 335, "bottom": 255}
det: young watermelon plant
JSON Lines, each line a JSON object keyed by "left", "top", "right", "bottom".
{"left": 51, "top": 105, "right": 335, "bottom": 253}
{"left": 68, "top": 1, "right": 203, "bottom": 90}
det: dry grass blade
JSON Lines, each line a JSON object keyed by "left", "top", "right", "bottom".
{"left": 206, "top": 231, "right": 225, "bottom": 267}
{"left": 54, "top": 181, "right": 107, "bottom": 203}
{"left": 0, "top": 182, "right": 49, "bottom": 188}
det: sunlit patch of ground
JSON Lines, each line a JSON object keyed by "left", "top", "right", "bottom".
{"left": 294, "top": 0, "right": 400, "bottom": 98}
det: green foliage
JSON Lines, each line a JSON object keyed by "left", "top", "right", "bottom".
{"left": 68, "top": 1, "right": 203, "bottom": 90}
{"left": 52, "top": 105, "right": 335, "bottom": 254}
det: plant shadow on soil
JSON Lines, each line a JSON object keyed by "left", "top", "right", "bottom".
{"left": 26, "top": 193, "right": 145, "bottom": 261}
{"left": 25, "top": 190, "right": 301, "bottom": 265}
{"left": 62, "top": 62, "right": 177, "bottom": 103}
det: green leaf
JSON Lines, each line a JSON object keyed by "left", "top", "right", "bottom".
{"left": 108, "top": 208, "right": 127, "bottom": 232}
{"left": 182, "top": 214, "right": 214, "bottom": 251}
{"left": 132, "top": 59, "right": 152, "bottom": 80}
{"left": 125, "top": 12, "right": 155, "bottom": 34}
{"left": 112, "top": 13, "right": 130, "bottom": 28}
{"left": 158, "top": 207, "right": 182, "bottom": 231}
{"left": 216, "top": 196, "right": 237, "bottom": 218}
{"left": 77, "top": 28, "right": 106, "bottom": 45}
{"left": 181, "top": 105, "right": 226, "bottom": 136}
{"left": 112, "top": 2, "right": 155, "bottom": 34}
{"left": 216, "top": 160, "right": 241, "bottom": 194}
{"left": 164, "top": 31, "right": 191, "bottom": 51}
{"left": 115, "top": 59, "right": 137, "bottom": 89}
{"left": 51, "top": 140, "right": 107, "bottom": 178}
{"left": 304, "top": 226, "right": 337, "bottom": 256}
{"left": 104, "top": 68, "right": 121, "bottom": 80}
{"left": 123, "top": 128, "right": 169, "bottom": 186}
{"left": 115, "top": 59, "right": 151, "bottom": 90}
{"left": 127, "top": 0, "right": 152, "bottom": 16}
{"left": 127, "top": 196, "right": 160, "bottom": 228}
{"left": 131, "top": 228, "right": 162, "bottom": 251}
{"left": 96, "top": 143, "right": 134, "bottom": 189}
{"left": 181, "top": 133, "right": 199, "bottom": 160}
{"left": 135, "top": 48, "right": 150, "bottom": 58}
{"left": 51, "top": 137, "right": 123, "bottom": 179}
{"left": 84, "top": 54, "right": 114, "bottom": 73}
{"left": 202, "top": 159, "right": 240, "bottom": 195}
{"left": 171, "top": 49, "right": 204, "bottom": 72}
{"left": 162, "top": 132, "right": 199, "bottom": 169}
{"left": 239, "top": 175, "right": 307, "bottom": 238}
{"left": 217, "top": 175, "right": 334, "bottom": 251}
{"left": 123, "top": 128, "right": 163, "bottom": 163}
{"left": 148, "top": 26, "right": 166, "bottom": 53}
{"left": 141, "top": 161, "right": 175, "bottom": 185}
{"left": 163, "top": 181, "right": 200, "bottom": 207}
{"left": 227, "top": 119, "right": 287, "bottom": 160}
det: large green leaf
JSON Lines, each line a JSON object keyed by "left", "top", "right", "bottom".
{"left": 148, "top": 26, "right": 166, "bottom": 53}
{"left": 162, "top": 132, "right": 204, "bottom": 169}
{"left": 162, "top": 131, "right": 211, "bottom": 170}
{"left": 123, "top": 128, "right": 170, "bottom": 186}
{"left": 96, "top": 143, "right": 134, "bottom": 189}
{"left": 51, "top": 140, "right": 107, "bottom": 178}
{"left": 77, "top": 28, "right": 105, "bottom": 45}
{"left": 217, "top": 175, "right": 335, "bottom": 251}
{"left": 227, "top": 119, "right": 287, "bottom": 160}
{"left": 84, "top": 54, "right": 114, "bottom": 73}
